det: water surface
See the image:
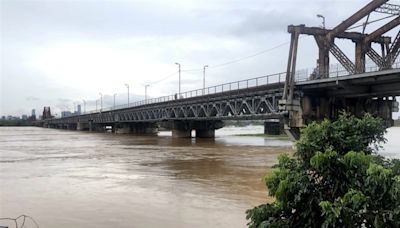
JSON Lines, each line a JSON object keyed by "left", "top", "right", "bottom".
{"left": 0, "top": 126, "right": 398, "bottom": 227}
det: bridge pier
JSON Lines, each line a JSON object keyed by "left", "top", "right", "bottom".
{"left": 115, "top": 123, "right": 131, "bottom": 134}
{"left": 168, "top": 120, "right": 223, "bottom": 138}
{"left": 171, "top": 121, "right": 192, "bottom": 138}
{"left": 77, "top": 122, "right": 89, "bottom": 131}
{"left": 264, "top": 120, "right": 284, "bottom": 135}
{"left": 131, "top": 122, "right": 158, "bottom": 135}
{"left": 196, "top": 129, "right": 215, "bottom": 138}
{"left": 301, "top": 95, "right": 397, "bottom": 127}
{"left": 114, "top": 122, "right": 158, "bottom": 135}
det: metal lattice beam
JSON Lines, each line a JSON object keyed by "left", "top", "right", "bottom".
{"left": 329, "top": 43, "right": 356, "bottom": 74}
{"left": 375, "top": 3, "right": 400, "bottom": 15}
{"left": 327, "top": 0, "right": 389, "bottom": 41}
{"left": 366, "top": 47, "right": 385, "bottom": 67}
{"left": 365, "top": 16, "right": 400, "bottom": 44}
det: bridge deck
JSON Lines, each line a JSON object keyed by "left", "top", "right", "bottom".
{"left": 296, "top": 68, "right": 400, "bottom": 97}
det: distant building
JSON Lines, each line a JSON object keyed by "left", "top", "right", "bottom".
{"left": 77, "top": 105, "right": 82, "bottom": 115}
{"left": 21, "top": 115, "right": 28, "bottom": 120}
{"left": 61, "top": 111, "right": 72, "bottom": 118}
{"left": 42, "top": 107, "right": 53, "bottom": 120}
{"left": 1, "top": 116, "right": 5, "bottom": 120}
{"left": 29, "top": 109, "right": 37, "bottom": 121}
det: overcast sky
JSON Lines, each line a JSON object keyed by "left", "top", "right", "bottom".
{"left": 1, "top": 0, "right": 399, "bottom": 117}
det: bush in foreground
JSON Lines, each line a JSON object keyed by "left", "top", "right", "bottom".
{"left": 246, "top": 113, "right": 400, "bottom": 228}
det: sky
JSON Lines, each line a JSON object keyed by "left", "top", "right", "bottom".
{"left": 0, "top": 0, "right": 399, "bottom": 117}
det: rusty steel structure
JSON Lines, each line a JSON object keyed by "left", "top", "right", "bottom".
{"left": 280, "top": 0, "right": 400, "bottom": 138}
{"left": 37, "top": 0, "right": 400, "bottom": 140}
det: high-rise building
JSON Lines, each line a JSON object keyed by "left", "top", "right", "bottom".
{"left": 42, "top": 107, "right": 52, "bottom": 120}
{"left": 77, "top": 105, "right": 82, "bottom": 115}
{"left": 31, "top": 109, "right": 36, "bottom": 117}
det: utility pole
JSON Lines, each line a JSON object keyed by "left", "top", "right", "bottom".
{"left": 203, "top": 65, "right": 208, "bottom": 95}
{"left": 175, "top": 62, "right": 181, "bottom": 95}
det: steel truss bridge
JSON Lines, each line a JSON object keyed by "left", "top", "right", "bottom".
{"left": 39, "top": 0, "right": 400, "bottom": 139}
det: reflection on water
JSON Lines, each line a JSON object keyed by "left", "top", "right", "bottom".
{"left": 0, "top": 126, "right": 398, "bottom": 228}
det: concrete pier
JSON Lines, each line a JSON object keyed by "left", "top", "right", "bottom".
{"left": 264, "top": 120, "right": 283, "bottom": 135}
{"left": 196, "top": 129, "right": 215, "bottom": 138}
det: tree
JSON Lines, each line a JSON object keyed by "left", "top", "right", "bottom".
{"left": 246, "top": 113, "right": 400, "bottom": 228}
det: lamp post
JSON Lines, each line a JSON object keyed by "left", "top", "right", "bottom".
{"left": 175, "top": 62, "right": 181, "bottom": 95}
{"left": 113, "top": 93, "right": 117, "bottom": 110}
{"left": 99, "top": 93, "right": 103, "bottom": 111}
{"left": 96, "top": 100, "right": 98, "bottom": 112}
{"left": 145, "top": 84, "right": 150, "bottom": 104}
{"left": 317, "top": 14, "right": 325, "bottom": 29}
{"left": 82, "top": 100, "right": 86, "bottom": 113}
{"left": 125, "top": 84, "right": 130, "bottom": 107}
{"left": 203, "top": 65, "right": 208, "bottom": 94}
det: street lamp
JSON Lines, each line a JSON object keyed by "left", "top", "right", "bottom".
{"left": 82, "top": 100, "right": 86, "bottom": 113}
{"left": 145, "top": 84, "right": 150, "bottom": 104}
{"left": 125, "top": 83, "right": 130, "bottom": 107}
{"left": 113, "top": 93, "right": 117, "bottom": 110}
{"left": 203, "top": 65, "right": 208, "bottom": 94}
{"left": 99, "top": 93, "right": 103, "bottom": 111}
{"left": 317, "top": 14, "right": 325, "bottom": 29}
{"left": 175, "top": 62, "right": 181, "bottom": 95}
{"left": 96, "top": 100, "right": 98, "bottom": 112}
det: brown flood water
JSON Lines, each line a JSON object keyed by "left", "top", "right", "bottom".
{"left": 0, "top": 126, "right": 293, "bottom": 228}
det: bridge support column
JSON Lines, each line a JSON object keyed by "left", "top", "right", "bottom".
{"left": 171, "top": 121, "right": 192, "bottom": 138}
{"left": 67, "top": 124, "right": 76, "bottom": 130}
{"left": 169, "top": 120, "right": 223, "bottom": 138}
{"left": 88, "top": 121, "right": 94, "bottom": 132}
{"left": 94, "top": 124, "right": 105, "bottom": 132}
{"left": 195, "top": 129, "right": 215, "bottom": 138}
{"left": 264, "top": 120, "right": 284, "bottom": 135}
{"left": 77, "top": 122, "right": 89, "bottom": 131}
{"left": 194, "top": 121, "right": 223, "bottom": 138}
{"left": 301, "top": 95, "right": 398, "bottom": 128}
{"left": 131, "top": 122, "right": 158, "bottom": 135}
{"left": 115, "top": 123, "right": 131, "bottom": 134}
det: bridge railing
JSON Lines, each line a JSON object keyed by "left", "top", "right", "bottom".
{"left": 62, "top": 72, "right": 286, "bottom": 117}
{"left": 295, "top": 59, "right": 400, "bottom": 82}
{"left": 58, "top": 59, "right": 400, "bottom": 118}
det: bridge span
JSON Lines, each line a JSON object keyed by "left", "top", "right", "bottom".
{"left": 38, "top": 66, "right": 400, "bottom": 139}
{"left": 38, "top": 0, "right": 400, "bottom": 139}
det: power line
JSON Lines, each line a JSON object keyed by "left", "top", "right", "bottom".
{"left": 347, "top": 14, "right": 396, "bottom": 31}
{"left": 179, "top": 40, "right": 291, "bottom": 73}
{"left": 146, "top": 40, "right": 291, "bottom": 86}
{"left": 209, "top": 40, "right": 291, "bottom": 69}
{"left": 146, "top": 71, "right": 178, "bottom": 85}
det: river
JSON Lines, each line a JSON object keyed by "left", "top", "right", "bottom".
{"left": 0, "top": 126, "right": 399, "bottom": 227}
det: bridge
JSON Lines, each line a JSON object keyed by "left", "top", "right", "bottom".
{"left": 38, "top": 0, "right": 400, "bottom": 140}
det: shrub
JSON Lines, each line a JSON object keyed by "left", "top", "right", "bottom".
{"left": 246, "top": 113, "right": 400, "bottom": 228}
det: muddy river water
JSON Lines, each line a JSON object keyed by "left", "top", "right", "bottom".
{"left": 0, "top": 126, "right": 399, "bottom": 227}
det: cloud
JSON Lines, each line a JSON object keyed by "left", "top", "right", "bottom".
{"left": 26, "top": 96, "right": 40, "bottom": 101}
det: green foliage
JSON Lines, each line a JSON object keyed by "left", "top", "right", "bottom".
{"left": 296, "top": 113, "right": 386, "bottom": 167}
{"left": 247, "top": 113, "right": 400, "bottom": 228}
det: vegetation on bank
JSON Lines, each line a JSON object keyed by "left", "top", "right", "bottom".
{"left": 0, "top": 120, "right": 33, "bottom": 126}
{"left": 247, "top": 113, "right": 400, "bottom": 227}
